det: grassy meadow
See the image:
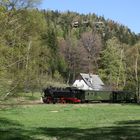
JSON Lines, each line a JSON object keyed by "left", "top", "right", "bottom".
{"left": 0, "top": 103, "right": 140, "bottom": 140}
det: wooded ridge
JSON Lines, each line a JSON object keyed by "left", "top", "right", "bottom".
{"left": 0, "top": 1, "right": 140, "bottom": 101}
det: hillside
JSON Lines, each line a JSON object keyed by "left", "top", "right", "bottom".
{"left": 0, "top": 6, "right": 140, "bottom": 101}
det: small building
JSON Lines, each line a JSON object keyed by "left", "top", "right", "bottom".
{"left": 72, "top": 21, "right": 79, "bottom": 28}
{"left": 73, "top": 73, "right": 105, "bottom": 91}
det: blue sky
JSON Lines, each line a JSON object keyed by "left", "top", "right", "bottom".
{"left": 40, "top": 0, "right": 140, "bottom": 34}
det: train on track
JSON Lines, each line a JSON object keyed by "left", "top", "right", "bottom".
{"left": 42, "top": 86, "right": 136, "bottom": 104}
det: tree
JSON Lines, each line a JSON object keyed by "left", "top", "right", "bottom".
{"left": 0, "top": 8, "right": 48, "bottom": 97}
{"left": 99, "top": 37, "right": 126, "bottom": 90}
{"left": 0, "top": 0, "right": 42, "bottom": 10}
{"left": 125, "top": 42, "right": 140, "bottom": 103}
{"left": 59, "top": 37, "right": 88, "bottom": 83}
{"left": 80, "top": 31, "right": 102, "bottom": 73}
{"left": 42, "top": 26, "right": 60, "bottom": 78}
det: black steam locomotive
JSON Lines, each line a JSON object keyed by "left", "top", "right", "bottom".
{"left": 42, "top": 86, "right": 136, "bottom": 104}
{"left": 42, "top": 87, "right": 83, "bottom": 103}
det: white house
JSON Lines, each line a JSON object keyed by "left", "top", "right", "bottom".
{"left": 73, "top": 73, "right": 105, "bottom": 91}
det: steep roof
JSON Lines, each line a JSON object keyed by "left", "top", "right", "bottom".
{"left": 80, "top": 73, "right": 104, "bottom": 90}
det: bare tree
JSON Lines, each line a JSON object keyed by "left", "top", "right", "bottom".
{"left": 80, "top": 31, "right": 102, "bottom": 73}
{"left": 59, "top": 37, "right": 89, "bottom": 83}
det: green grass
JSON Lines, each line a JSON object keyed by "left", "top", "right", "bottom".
{"left": 0, "top": 104, "right": 140, "bottom": 140}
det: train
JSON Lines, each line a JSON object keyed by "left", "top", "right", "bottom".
{"left": 42, "top": 86, "right": 136, "bottom": 104}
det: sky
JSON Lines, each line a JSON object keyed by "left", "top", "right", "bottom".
{"left": 40, "top": 0, "right": 140, "bottom": 34}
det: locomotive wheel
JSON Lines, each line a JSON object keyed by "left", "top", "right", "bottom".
{"left": 53, "top": 101, "right": 56, "bottom": 104}
{"left": 61, "top": 100, "right": 65, "bottom": 104}
{"left": 43, "top": 98, "right": 47, "bottom": 103}
{"left": 59, "top": 98, "right": 66, "bottom": 104}
{"left": 47, "top": 98, "right": 53, "bottom": 104}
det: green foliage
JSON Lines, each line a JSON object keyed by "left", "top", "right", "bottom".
{"left": 99, "top": 37, "right": 126, "bottom": 90}
{"left": 0, "top": 7, "right": 140, "bottom": 97}
{"left": 124, "top": 42, "right": 140, "bottom": 102}
{"left": 0, "top": 0, "right": 42, "bottom": 10}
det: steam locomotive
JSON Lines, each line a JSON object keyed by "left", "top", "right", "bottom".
{"left": 42, "top": 86, "right": 136, "bottom": 104}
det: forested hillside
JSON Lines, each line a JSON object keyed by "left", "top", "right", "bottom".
{"left": 0, "top": 1, "right": 140, "bottom": 101}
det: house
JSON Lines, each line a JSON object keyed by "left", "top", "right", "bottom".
{"left": 73, "top": 73, "right": 105, "bottom": 91}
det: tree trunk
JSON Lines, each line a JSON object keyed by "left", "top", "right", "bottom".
{"left": 117, "top": 49, "right": 123, "bottom": 89}
{"left": 135, "top": 47, "right": 139, "bottom": 103}
{"left": 25, "top": 40, "right": 32, "bottom": 91}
